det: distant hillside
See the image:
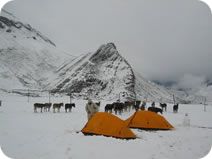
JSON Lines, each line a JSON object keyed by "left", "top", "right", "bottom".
{"left": 0, "top": 13, "right": 72, "bottom": 91}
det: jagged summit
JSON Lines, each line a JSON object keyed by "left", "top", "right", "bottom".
{"left": 0, "top": 12, "right": 203, "bottom": 103}
{"left": 48, "top": 43, "right": 136, "bottom": 100}
{"left": 90, "top": 43, "right": 117, "bottom": 62}
{"left": 47, "top": 43, "right": 189, "bottom": 102}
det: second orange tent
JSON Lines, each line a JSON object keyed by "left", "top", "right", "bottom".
{"left": 125, "top": 110, "right": 174, "bottom": 130}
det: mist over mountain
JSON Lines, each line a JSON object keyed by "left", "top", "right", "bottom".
{"left": 0, "top": 11, "right": 211, "bottom": 104}
{"left": 154, "top": 75, "right": 212, "bottom": 104}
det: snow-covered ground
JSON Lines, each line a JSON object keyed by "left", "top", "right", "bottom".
{"left": 0, "top": 93, "right": 212, "bottom": 159}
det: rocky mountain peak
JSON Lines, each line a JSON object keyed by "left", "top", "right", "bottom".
{"left": 1, "top": 12, "right": 202, "bottom": 103}
{"left": 89, "top": 43, "right": 118, "bottom": 63}
{"left": 48, "top": 43, "right": 136, "bottom": 100}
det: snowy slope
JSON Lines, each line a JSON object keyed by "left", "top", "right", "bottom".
{"left": 197, "top": 85, "right": 212, "bottom": 103}
{"left": 182, "top": 86, "right": 212, "bottom": 104}
{"left": 0, "top": 14, "right": 72, "bottom": 91}
{"left": 47, "top": 43, "right": 185, "bottom": 103}
{"left": 0, "top": 11, "right": 208, "bottom": 103}
{"left": 0, "top": 94, "right": 212, "bottom": 159}
{"left": 135, "top": 72, "right": 184, "bottom": 103}
{"left": 47, "top": 43, "right": 136, "bottom": 100}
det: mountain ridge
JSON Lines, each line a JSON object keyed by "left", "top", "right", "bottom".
{"left": 47, "top": 43, "right": 136, "bottom": 101}
{"left": 0, "top": 13, "right": 72, "bottom": 91}
{"left": 0, "top": 13, "right": 210, "bottom": 103}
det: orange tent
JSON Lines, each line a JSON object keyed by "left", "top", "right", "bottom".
{"left": 81, "top": 112, "right": 136, "bottom": 139}
{"left": 125, "top": 110, "right": 174, "bottom": 130}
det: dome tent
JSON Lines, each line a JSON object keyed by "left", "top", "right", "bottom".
{"left": 81, "top": 112, "right": 136, "bottom": 139}
{"left": 125, "top": 110, "right": 174, "bottom": 130}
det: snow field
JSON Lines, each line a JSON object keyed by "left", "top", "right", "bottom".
{"left": 0, "top": 93, "right": 212, "bottom": 159}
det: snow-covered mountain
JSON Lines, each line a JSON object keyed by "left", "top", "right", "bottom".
{"left": 46, "top": 42, "right": 186, "bottom": 102}
{"left": 1, "top": 11, "right": 209, "bottom": 103}
{"left": 0, "top": 13, "right": 71, "bottom": 92}
{"left": 47, "top": 43, "right": 136, "bottom": 100}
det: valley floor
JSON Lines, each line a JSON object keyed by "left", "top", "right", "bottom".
{"left": 0, "top": 93, "right": 212, "bottom": 159}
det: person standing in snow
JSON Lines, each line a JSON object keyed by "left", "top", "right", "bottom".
{"left": 85, "top": 99, "right": 99, "bottom": 120}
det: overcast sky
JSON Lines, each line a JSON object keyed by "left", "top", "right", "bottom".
{"left": 2, "top": 0, "right": 212, "bottom": 85}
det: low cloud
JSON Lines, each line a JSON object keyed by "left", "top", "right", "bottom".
{"left": 2, "top": 0, "right": 212, "bottom": 84}
{"left": 173, "top": 74, "right": 207, "bottom": 92}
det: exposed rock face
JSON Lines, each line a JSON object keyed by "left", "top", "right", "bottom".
{"left": 1, "top": 12, "right": 203, "bottom": 103}
{"left": 48, "top": 43, "right": 188, "bottom": 102}
{"left": 49, "top": 43, "right": 136, "bottom": 100}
